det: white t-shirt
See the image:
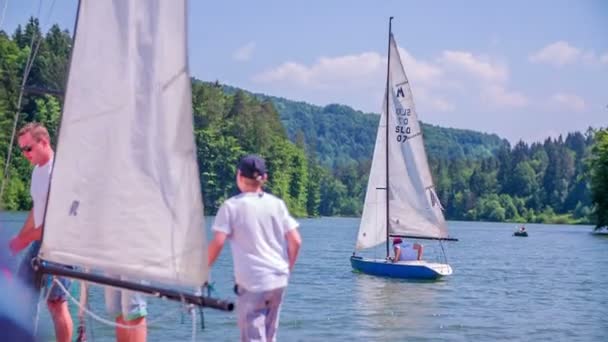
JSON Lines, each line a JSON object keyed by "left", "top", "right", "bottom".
{"left": 212, "top": 191, "right": 298, "bottom": 292}
{"left": 395, "top": 242, "right": 418, "bottom": 261}
{"left": 30, "top": 158, "right": 53, "bottom": 229}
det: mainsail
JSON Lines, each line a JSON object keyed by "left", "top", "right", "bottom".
{"left": 39, "top": 0, "right": 207, "bottom": 288}
{"left": 356, "top": 34, "right": 448, "bottom": 250}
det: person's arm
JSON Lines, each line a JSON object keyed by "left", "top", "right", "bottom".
{"left": 393, "top": 246, "right": 401, "bottom": 263}
{"left": 414, "top": 243, "right": 423, "bottom": 260}
{"left": 285, "top": 228, "right": 301, "bottom": 272}
{"left": 208, "top": 231, "right": 227, "bottom": 267}
{"left": 22, "top": 223, "right": 42, "bottom": 242}
{"left": 9, "top": 210, "right": 37, "bottom": 255}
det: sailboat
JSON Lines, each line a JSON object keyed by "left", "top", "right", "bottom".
{"left": 350, "top": 18, "right": 457, "bottom": 280}
{"left": 33, "top": 0, "right": 232, "bottom": 311}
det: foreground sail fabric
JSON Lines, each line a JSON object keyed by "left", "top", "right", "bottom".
{"left": 39, "top": 0, "right": 207, "bottom": 287}
{"left": 356, "top": 34, "right": 448, "bottom": 250}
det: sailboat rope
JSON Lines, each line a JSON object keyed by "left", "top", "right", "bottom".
{"left": 0, "top": 0, "right": 57, "bottom": 205}
{"left": 33, "top": 275, "right": 54, "bottom": 336}
{"left": 0, "top": 0, "right": 9, "bottom": 30}
{"left": 191, "top": 306, "right": 197, "bottom": 342}
{"left": 50, "top": 277, "right": 198, "bottom": 331}
{"left": 439, "top": 240, "right": 449, "bottom": 264}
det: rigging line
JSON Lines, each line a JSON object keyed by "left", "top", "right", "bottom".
{"left": 439, "top": 240, "right": 448, "bottom": 265}
{"left": 33, "top": 273, "right": 54, "bottom": 336}
{"left": 76, "top": 276, "right": 88, "bottom": 342}
{"left": 0, "top": 0, "right": 56, "bottom": 205}
{"left": 22, "top": 0, "right": 57, "bottom": 82}
{"left": 191, "top": 308, "right": 196, "bottom": 342}
{"left": 0, "top": 0, "right": 8, "bottom": 30}
{"left": 52, "top": 278, "right": 189, "bottom": 329}
{"left": 0, "top": 15, "right": 39, "bottom": 205}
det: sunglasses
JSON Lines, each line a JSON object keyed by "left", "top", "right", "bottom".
{"left": 21, "top": 145, "right": 33, "bottom": 153}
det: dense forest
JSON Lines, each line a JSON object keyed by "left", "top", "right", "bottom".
{"left": 1, "top": 19, "right": 607, "bottom": 227}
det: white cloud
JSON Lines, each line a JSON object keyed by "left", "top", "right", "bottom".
{"left": 253, "top": 52, "right": 384, "bottom": 88}
{"left": 253, "top": 50, "right": 453, "bottom": 112}
{"left": 414, "top": 87, "right": 455, "bottom": 112}
{"left": 601, "top": 53, "right": 608, "bottom": 64}
{"left": 439, "top": 50, "right": 508, "bottom": 83}
{"left": 436, "top": 50, "right": 527, "bottom": 109}
{"left": 429, "top": 98, "right": 455, "bottom": 112}
{"left": 549, "top": 92, "right": 586, "bottom": 112}
{"left": 481, "top": 85, "right": 528, "bottom": 108}
{"left": 529, "top": 41, "right": 581, "bottom": 67}
{"left": 253, "top": 47, "right": 529, "bottom": 113}
{"left": 232, "top": 41, "right": 256, "bottom": 62}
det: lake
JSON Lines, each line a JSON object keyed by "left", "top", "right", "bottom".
{"left": 0, "top": 212, "right": 606, "bottom": 341}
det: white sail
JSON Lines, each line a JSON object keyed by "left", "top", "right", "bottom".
{"left": 356, "top": 34, "right": 448, "bottom": 250}
{"left": 356, "top": 93, "right": 388, "bottom": 250}
{"left": 39, "top": 0, "right": 207, "bottom": 287}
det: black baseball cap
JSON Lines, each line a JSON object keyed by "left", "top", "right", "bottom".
{"left": 237, "top": 154, "right": 267, "bottom": 180}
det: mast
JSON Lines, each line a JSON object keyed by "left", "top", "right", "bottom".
{"left": 384, "top": 17, "right": 393, "bottom": 259}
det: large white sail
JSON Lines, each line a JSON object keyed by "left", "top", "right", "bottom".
{"left": 39, "top": 0, "right": 207, "bottom": 287}
{"left": 356, "top": 34, "right": 447, "bottom": 250}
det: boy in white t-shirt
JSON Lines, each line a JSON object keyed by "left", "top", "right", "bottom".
{"left": 208, "top": 154, "right": 302, "bottom": 342}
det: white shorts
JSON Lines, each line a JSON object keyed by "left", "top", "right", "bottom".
{"left": 104, "top": 287, "right": 147, "bottom": 321}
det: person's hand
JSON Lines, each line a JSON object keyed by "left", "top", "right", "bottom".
{"left": 9, "top": 236, "right": 29, "bottom": 256}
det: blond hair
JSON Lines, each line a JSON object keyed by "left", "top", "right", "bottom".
{"left": 18, "top": 122, "right": 50, "bottom": 143}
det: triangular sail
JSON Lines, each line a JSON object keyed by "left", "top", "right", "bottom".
{"left": 39, "top": 0, "right": 207, "bottom": 287}
{"left": 356, "top": 34, "right": 448, "bottom": 250}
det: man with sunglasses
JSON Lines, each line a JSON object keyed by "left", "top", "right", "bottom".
{"left": 9, "top": 122, "right": 73, "bottom": 342}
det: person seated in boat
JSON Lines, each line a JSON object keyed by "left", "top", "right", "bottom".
{"left": 391, "top": 237, "right": 423, "bottom": 262}
{"left": 519, "top": 226, "right": 526, "bottom": 232}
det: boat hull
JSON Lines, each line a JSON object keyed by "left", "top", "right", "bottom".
{"left": 350, "top": 256, "right": 452, "bottom": 280}
{"left": 513, "top": 232, "right": 528, "bottom": 237}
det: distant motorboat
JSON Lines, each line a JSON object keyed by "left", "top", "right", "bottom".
{"left": 513, "top": 226, "right": 528, "bottom": 237}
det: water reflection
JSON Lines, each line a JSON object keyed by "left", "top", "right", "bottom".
{"left": 353, "top": 272, "right": 447, "bottom": 339}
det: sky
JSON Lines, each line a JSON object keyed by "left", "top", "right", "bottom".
{"left": 2, "top": 0, "right": 607, "bottom": 144}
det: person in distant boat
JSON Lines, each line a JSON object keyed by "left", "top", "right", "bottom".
{"left": 9, "top": 122, "right": 73, "bottom": 342}
{"left": 391, "top": 237, "right": 423, "bottom": 262}
{"left": 208, "top": 154, "right": 302, "bottom": 342}
{"left": 519, "top": 226, "right": 526, "bottom": 233}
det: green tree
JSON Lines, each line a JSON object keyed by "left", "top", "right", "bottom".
{"left": 510, "top": 162, "right": 538, "bottom": 198}
{"left": 589, "top": 128, "right": 608, "bottom": 228}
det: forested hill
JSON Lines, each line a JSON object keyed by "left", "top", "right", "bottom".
{"left": 221, "top": 84, "right": 509, "bottom": 167}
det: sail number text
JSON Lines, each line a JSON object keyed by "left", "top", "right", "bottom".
{"left": 395, "top": 107, "right": 412, "bottom": 143}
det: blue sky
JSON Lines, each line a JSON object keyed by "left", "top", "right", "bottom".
{"left": 2, "top": 0, "right": 607, "bottom": 143}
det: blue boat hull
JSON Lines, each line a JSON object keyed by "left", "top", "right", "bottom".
{"left": 350, "top": 256, "right": 452, "bottom": 280}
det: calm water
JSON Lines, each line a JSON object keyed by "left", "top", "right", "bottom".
{"left": 1, "top": 213, "right": 607, "bottom": 341}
